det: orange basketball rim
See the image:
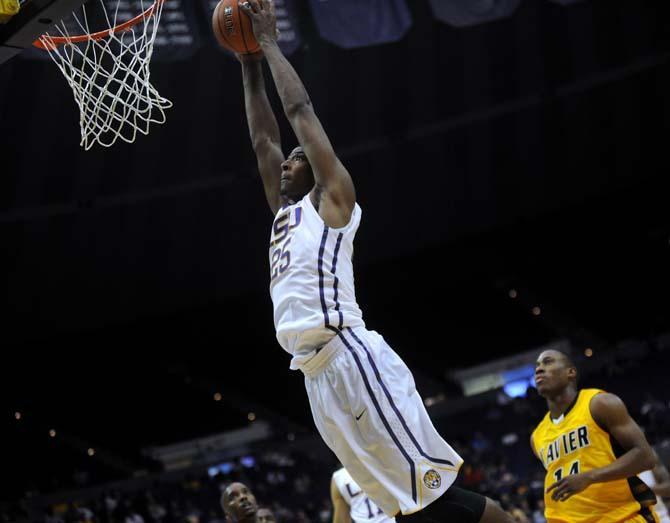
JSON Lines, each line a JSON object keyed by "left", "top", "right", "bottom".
{"left": 33, "top": 0, "right": 165, "bottom": 50}
{"left": 31, "top": 0, "right": 173, "bottom": 150}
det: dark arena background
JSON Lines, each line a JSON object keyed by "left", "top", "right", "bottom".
{"left": 1, "top": 0, "right": 669, "bottom": 522}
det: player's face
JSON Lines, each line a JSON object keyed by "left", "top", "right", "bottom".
{"left": 534, "top": 350, "right": 575, "bottom": 397}
{"left": 222, "top": 483, "right": 258, "bottom": 521}
{"left": 256, "top": 508, "right": 276, "bottom": 523}
{"left": 280, "top": 147, "right": 314, "bottom": 200}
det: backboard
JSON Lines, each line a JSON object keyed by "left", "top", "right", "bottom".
{"left": 0, "top": 0, "right": 86, "bottom": 64}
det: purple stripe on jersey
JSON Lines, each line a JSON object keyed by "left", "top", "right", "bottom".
{"left": 331, "top": 232, "right": 344, "bottom": 330}
{"left": 318, "top": 226, "right": 339, "bottom": 334}
{"left": 337, "top": 330, "right": 418, "bottom": 504}
{"left": 318, "top": 226, "right": 331, "bottom": 329}
{"left": 346, "top": 327, "right": 456, "bottom": 467}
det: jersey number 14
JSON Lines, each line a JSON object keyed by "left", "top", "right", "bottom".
{"left": 553, "top": 460, "right": 580, "bottom": 482}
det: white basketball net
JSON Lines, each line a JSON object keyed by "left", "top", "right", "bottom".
{"left": 38, "top": 0, "right": 172, "bottom": 150}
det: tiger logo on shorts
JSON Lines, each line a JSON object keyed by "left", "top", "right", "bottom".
{"left": 423, "top": 469, "right": 441, "bottom": 489}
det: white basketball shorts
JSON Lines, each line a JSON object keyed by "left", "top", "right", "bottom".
{"left": 300, "top": 326, "right": 464, "bottom": 517}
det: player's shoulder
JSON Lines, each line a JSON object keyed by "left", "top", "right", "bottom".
{"left": 582, "top": 389, "right": 626, "bottom": 410}
{"left": 588, "top": 390, "right": 626, "bottom": 413}
{"left": 332, "top": 467, "right": 348, "bottom": 481}
{"left": 587, "top": 390, "right": 630, "bottom": 430}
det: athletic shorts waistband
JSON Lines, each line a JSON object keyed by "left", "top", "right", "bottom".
{"left": 299, "top": 330, "right": 351, "bottom": 378}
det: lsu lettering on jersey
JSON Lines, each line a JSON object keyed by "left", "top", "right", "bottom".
{"left": 531, "top": 389, "right": 658, "bottom": 523}
{"left": 333, "top": 468, "right": 396, "bottom": 523}
{"left": 269, "top": 193, "right": 365, "bottom": 369}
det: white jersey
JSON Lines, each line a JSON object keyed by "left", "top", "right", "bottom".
{"left": 269, "top": 197, "right": 462, "bottom": 516}
{"left": 269, "top": 193, "right": 365, "bottom": 369}
{"left": 639, "top": 469, "right": 670, "bottom": 523}
{"left": 332, "top": 468, "right": 395, "bottom": 523}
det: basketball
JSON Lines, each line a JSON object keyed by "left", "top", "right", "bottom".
{"left": 212, "top": 0, "right": 261, "bottom": 55}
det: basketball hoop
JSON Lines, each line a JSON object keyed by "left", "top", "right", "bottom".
{"left": 33, "top": 0, "right": 172, "bottom": 150}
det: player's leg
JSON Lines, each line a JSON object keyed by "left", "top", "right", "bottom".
{"left": 396, "top": 487, "right": 513, "bottom": 523}
{"left": 336, "top": 327, "right": 514, "bottom": 523}
{"left": 336, "top": 327, "right": 463, "bottom": 511}
{"left": 302, "top": 344, "right": 402, "bottom": 517}
{"left": 303, "top": 327, "right": 511, "bottom": 521}
{"left": 479, "top": 497, "right": 515, "bottom": 523}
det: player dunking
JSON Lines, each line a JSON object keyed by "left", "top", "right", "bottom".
{"left": 237, "top": 1, "right": 513, "bottom": 522}
{"left": 531, "top": 349, "right": 660, "bottom": 522}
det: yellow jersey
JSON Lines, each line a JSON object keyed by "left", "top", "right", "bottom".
{"left": 531, "top": 388, "right": 658, "bottom": 523}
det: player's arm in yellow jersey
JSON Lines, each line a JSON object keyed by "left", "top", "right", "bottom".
{"left": 330, "top": 477, "right": 352, "bottom": 523}
{"left": 547, "top": 392, "right": 656, "bottom": 502}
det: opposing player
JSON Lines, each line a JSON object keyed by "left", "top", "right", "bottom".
{"left": 236, "top": 1, "right": 513, "bottom": 522}
{"left": 531, "top": 349, "right": 659, "bottom": 522}
{"left": 331, "top": 466, "right": 395, "bottom": 523}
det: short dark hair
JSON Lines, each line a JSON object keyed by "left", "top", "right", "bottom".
{"left": 557, "top": 351, "right": 578, "bottom": 384}
{"left": 559, "top": 352, "right": 576, "bottom": 370}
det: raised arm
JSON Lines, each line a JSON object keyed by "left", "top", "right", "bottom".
{"left": 240, "top": 0, "right": 355, "bottom": 228}
{"left": 240, "top": 53, "right": 285, "bottom": 215}
{"left": 547, "top": 393, "right": 656, "bottom": 501}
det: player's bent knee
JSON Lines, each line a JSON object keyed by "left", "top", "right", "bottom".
{"left": 479, "top": 497, "right": 515, "bottom": 523}
{"left": 396, "top": 486, "right": 487, "bottom": 523}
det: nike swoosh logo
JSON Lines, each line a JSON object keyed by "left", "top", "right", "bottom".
{"left": 355, "top": 409, "right": 366, "bottom": 421}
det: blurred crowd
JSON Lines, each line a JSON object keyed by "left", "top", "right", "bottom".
{"left": 4, "top": 341, "right": 669, "bottom": 523}
{"left": 35, "top": 450, "right": 334, "bottom": 523}
{"left": 25, "top": 390, "right": 669, "bottom": 523}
